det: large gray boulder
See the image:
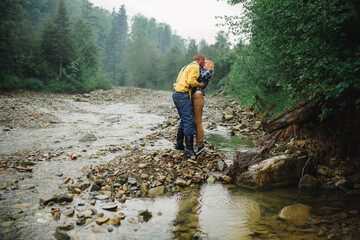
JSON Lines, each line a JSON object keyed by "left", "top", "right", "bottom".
{"left": 235, "top": 154, "right": 306, "bottom": 190}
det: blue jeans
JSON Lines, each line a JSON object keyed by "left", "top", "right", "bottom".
{"left": 172, "top": 91, "right": 195, "bottom": 135}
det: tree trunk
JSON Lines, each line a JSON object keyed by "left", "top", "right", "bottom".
{"left": 59, "top": 57, "right": 63, "bottom": 79}
{"left": 264, "top": 99, "right": 318, "bottom": 133}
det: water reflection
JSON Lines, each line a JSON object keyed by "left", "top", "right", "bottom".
{"left": 198, "top": 184, "right": 260, "bottom": 240}
{"left": 173, "top": 189, "right": 200, "bottom": 239}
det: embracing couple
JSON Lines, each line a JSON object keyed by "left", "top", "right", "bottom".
{"left": 172, "top": 53, "right": 214, "bottom": 157}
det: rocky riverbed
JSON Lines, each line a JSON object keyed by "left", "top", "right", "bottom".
{"left": 1, "top": 87, "right": 360, "bottom": 240}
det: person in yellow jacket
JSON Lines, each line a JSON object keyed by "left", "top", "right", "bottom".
{"left": 173, "top": 53, "right": 206, "bottom": 157}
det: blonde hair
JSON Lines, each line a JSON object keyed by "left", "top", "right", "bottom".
{"left": 204, "top": 60, "right": 214, "bottom": 71}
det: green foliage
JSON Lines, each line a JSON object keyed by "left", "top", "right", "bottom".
{"left": 223, "top": 0, "right": 360, "bottom": 117}
{"left": 0, "top": 0, "right": 25, "bottom": 74}
{"left": 125, "top": 29, "right": 160, "bottom": 88}
{"left": 157, "top": 46, "right": 185, "bottom": 91}
{"left": 41, "top": 0, "right": 74, "bottom": 78}
{"left": 103, "top": 5, "right": 128, "bottom": 86}
{"left": 0, "top": 74, "right": 47, "bottom": 92}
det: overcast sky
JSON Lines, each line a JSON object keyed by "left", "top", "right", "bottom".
{"left": 90, "top": 0, "right": 243, "bottom": 45}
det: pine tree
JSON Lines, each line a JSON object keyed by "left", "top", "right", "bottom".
{"left": 185, "top": 39, "right": 198, "bottom": 62}
{"left": 103, "top": 5, "right": 128, "bottom": 85}
{"left": 0, "top": 0, "right": 24, "bottom": 75}
{"left": 158, "top": 24, "right": 171, "bottom": 54}
{"left": 125, "top": 28, "right": 159, "bottom": 88}
{"left": 41, "top": 0, "right": 73, "bottom": 79}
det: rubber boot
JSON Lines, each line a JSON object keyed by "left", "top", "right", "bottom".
{"left": 175, "top": 129, "right": 184, "bottom": 150}
{"left": 184, "top": 134, "right": 196, "bottom": 157}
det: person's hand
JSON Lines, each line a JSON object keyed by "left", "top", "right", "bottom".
{"left": 197, "top": 82, "right": 206, "bottom": 88}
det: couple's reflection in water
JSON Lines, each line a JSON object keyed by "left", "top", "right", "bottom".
{"left": 170, "top": 183, "right": 260, "bottom": 240}
{"left": 172, "top": 188, "right": 202, "bottom": 239}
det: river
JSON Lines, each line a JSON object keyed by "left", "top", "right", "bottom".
{"left": 0, "top": 88, "right": 359, "bottom": 240}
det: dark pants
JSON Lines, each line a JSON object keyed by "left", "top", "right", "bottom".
{"left": 172, "top": 91, "right": 195, "bottom": 135}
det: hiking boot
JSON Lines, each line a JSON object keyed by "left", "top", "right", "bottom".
{"left": 175, "top": 129, "right": 184, "bottom": 150}
{"left": 195, "top": 145, "right": 205, "bottom": 155}
{"left": 184, "top": 134, "right": 196, "bottom": 157}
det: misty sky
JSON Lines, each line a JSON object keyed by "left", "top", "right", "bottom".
{"left": 90, "top": 0, "right": 243, "bottom": 45}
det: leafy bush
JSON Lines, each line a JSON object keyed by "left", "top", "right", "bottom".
{"left": 224, "top": 0, "right": 360, "bottom": 117}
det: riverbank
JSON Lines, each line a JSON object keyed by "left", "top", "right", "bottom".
{"left": 1, "top": 87, "right": 359, "bottom": 240}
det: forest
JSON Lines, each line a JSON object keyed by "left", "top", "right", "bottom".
{"left": 0, "top": 0, "right": 231, "bottom": 93}
{"left": 1, "top": 0, "right": 359, "bottom": 122}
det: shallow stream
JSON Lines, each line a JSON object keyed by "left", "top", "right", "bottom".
{"left": 1, "top": 95, "right": 359, "bottom": 240}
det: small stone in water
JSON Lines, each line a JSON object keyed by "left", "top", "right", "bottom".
{"left": 101, "top": 202, "right": 117, "bottom": 211}
{"left": 63, "top": 209, "right": 74, "bottom": 217}
{"left": 96, "top": 216, "right": 109, "bottom": 225}
{"left": 138, "top": 209, "right": 152, "bottom": 222}
{"left": 249, "top": 232, "right": 261, "bottom": 236}
{"left": 76, "top": 219, "right": 85, "bottom": 226}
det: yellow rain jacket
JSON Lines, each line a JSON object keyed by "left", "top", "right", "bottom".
{"left": 173, "top": 63, "right": 200, "bottom": 94}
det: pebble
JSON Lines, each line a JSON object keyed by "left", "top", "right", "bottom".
{"left": 63, "top": 209, "right": 74, "bottom": 217}
{"left": 109, "top": 216, "right": 121, "bottom": 226}
{"left": 96, "top": 216, "right": 109, "bottom": 225}
{"left": 91, "top": 225, "right": 105, "bottom": 233}
{"left": 101, "top": 202, "right": 117, "bottom": 211}
{"left": 94, "top": 195, "right": 109, "bottom": 200}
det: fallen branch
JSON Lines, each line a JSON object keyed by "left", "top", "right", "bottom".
{"left": 227, "top": 130, "right": 282, "bottom": 179}
{"left": 0, "top": 164, "right": 32, "bottom": 172}
{"left": 246, "top": 130, "right": 282, "bottom": 167}
{"left": 264, "top": 99, "right": 318, "bottom": 133}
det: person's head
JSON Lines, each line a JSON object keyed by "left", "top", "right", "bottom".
{"left": 204, "top": 59, "right": 214, "bottom": 71}
{"left": 193, "top": 53, "right": 205, "bottom": 68}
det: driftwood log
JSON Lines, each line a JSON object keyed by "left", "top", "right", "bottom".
{"left": 0, "top": 164, "right": 32, "bottom": 172}
{"left": 264, "top": 99, "right": 318, "bottom": 133}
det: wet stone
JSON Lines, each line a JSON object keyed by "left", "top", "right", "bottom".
{"left": 91, "top": 225, "right": 105, "bottom": 233}
{"left": 138, "top": 209, "right": 152, "bottom": 222}
{"left": 101, "top": 202, "right": 117, "bottom": 211}
{"left": 73, "top": 188, "right": 81, "bottom": 194}
{"left": 140, "top": 183, "right": 148, "bottom": 195}
{"left": 79, "top": 134, "right": 97, "bottom": 142}
{"left": 148, "top": 186, "right": 164, "bottom": 197}
{"left": 76, "top": 218, "right": 85, "bottom": 226}
{"left": 141, "top": 173, "right": 149, "bottom": 179}
{"left": 57, "top": 194, "right": 73, "bottom": 203}
{"left": 77, "top": 210, "right": 93, "bottom": 218}
{"left": 135, "top": 190, "right": 142, "bottom": 197}
{"left": 89, "top": 192, "right": 100, "bottom": 197}
{"left": 218, "top": 161, "right": 225, "bottom": 171}
{"left": 56, "top": 224, "right": 74, "bottom": 231}
{"left": 51, "top": 208, "right": 61, "bottom": 220}
{"left": 94, "top": 194, "right": 109, "bottom": 200}
{"left": 175, "top": 178, "right": 186, "bottom": 186}
{"left": 128, "top": 177, "right": 137, "bottom": 186}
{"left": 109, "top": 216, "right": 121, "bottom": 226}
{"left": 79, "top": 182, "right": 90, "bottom": 190}
{"left": 54, "top": 229, "right": 70, "bottom": 240}
{"left": 63, "top": 209, "right": 74, "bottom": 217}
{"left": 117, "top": 176, "right": 128, "bottom": 185}
{"left": 39, "top": 194, "right": 59, "bottom": 206}
{"left": 96, "top": 216, "right": 109, "bottom": 225}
